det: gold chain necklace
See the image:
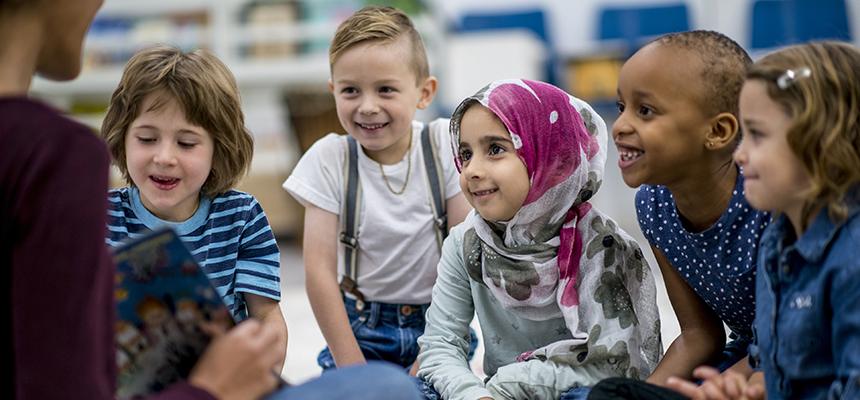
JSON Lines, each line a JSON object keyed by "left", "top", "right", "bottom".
{"left": 377, "top": 136, "right": 412, "bottom": 195}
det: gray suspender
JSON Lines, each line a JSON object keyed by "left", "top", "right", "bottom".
{"left": 339, "top": 135, "right": 363, "bottom": 307}
{"left": 421, "top": 122, "right": 449, "bottom": 247}
{"left": 339, "top": 123, "right": 447, "bottom": 310}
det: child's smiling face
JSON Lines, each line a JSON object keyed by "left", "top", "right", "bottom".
{"left": 612, "top": 43, "right": 717, "bottom": 188}
{"left": 734, "top": 80, "right": 811, "bottom": 220}
{"left": 125, "top": 91, "right": 214, "bottom": 222}
{"left": 329, "top": 35, "right": 436, "bottom": 164}
{"left": 457, "top": 104, "right": 530, "bottom": 222}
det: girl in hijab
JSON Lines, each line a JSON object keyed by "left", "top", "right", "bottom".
{"left": 416, "top": 79, "right": 662, "bottom": 400}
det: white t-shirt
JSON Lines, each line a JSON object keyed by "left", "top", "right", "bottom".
{"left": 284, "top": 119, "right": 461, "bottom": 304}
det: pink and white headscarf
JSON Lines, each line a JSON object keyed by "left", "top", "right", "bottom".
{"left": 451, "top": 79, "right": 661, "bottom": 378}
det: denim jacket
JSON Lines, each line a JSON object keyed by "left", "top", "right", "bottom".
{"left": 750, "top": 204, "right": 860, "bottom": 399}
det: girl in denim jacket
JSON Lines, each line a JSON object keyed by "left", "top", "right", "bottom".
{"left": 667, "top": 41, "right": 860, "bottom": 400}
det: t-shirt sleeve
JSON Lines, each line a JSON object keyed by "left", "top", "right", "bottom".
{"left": 282, "top": 133, "right": 345, "bottom": 214}
{"left": 234, "top": 195, "right": 281, "bottom": 302}
{"left": 634, "top": 186, "right": 656, "bottom": 245}
{"left": 430, "top": 118, "right": 462, "bottom": 199}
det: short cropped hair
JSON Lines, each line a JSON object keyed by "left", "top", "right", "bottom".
{"left": 652, "top": 30, "right": 752, "bottom": 117}
{"left": 747, "top": 41, "right": 860, "bottom": 223}
{"left": 101, "top": 45, "right": 253, "bottom": 197}
{"left": 329, "top": 5, "right": 429, "bottom": 83}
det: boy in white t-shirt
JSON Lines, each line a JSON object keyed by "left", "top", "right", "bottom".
{"left": 283, "top": 5, "right": 471, "bottom": 372}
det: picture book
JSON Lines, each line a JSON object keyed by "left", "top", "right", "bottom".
{"left": 113, "top": 227, "right": 234, "bottom": 399}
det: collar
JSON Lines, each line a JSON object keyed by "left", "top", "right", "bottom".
{"left": 773, "top": 200, "right": 860, "bottom": 264}
{"left": 128, "top": 186, "right": 211, "bottom": 235}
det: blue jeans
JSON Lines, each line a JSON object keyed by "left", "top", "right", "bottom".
{"left": 712, "top": 335, "right": 750, "bottom": 372}
{"left": 318, "top": 297, "right": 478, "bottom": 369}
{"left": 266, "top": 362, "right": 420, "bottom": 400}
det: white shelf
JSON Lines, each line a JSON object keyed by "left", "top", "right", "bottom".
{"left": 232, "top": 53, "right": 330, "bottom": 89}
{"left": 32, "top": 67, "right": 124, "bottom": 96}
{"left": 97, "top": 0, "right": 219, "bottom": 17}
{"left": 32, "top": 52, "right": 330, "bottom": 96}
{"left": 31, "top": 1, "right": 443, "bottom": 98}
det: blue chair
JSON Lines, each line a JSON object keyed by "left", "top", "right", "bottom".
{"left": 750, "top": 0, "right": 851, "bottom": 49}
{"left": 454, "top": 9, "right": 557, "bottom": 84}
{"left": 597, "top": 3, "right": 690, "bottom": 54}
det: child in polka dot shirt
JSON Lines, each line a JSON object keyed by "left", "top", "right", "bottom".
{"left": 611, "top": 30, "right": 771, "bottom": 387}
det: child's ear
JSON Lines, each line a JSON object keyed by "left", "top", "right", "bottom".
{"left": 416, "top": 75, "right": 438, "bottom": 110}
{"left": 706, "top": 112, "right": 740, "bottom": 150}
{"left": 328, "top": 79, "right": 334, "bottom": 94}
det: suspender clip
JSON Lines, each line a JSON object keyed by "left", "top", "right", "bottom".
{"left": 339, "top": 232, "right": 358, "bottom": 249}
{"left": 339, "top": 277, "right": 366, "bottom": 311}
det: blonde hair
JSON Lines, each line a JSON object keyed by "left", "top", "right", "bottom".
{"left": 747, "top": 41, "right": 860, "bottom": 223}
{"left": 329, "top": 5, "right": 429, "bottom": 83}
{"left": 101, "top": 45, "right": 253, "bottom": 197}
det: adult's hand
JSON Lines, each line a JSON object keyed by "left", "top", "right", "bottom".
{"left": 189, "top": 319, "right": 284, "bottom": 400}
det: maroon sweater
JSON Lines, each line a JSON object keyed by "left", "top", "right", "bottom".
{"left": 0, "top": 98, "right": 214, "bottom": 400}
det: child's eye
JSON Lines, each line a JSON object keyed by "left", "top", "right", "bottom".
{"left": 615, "top": 101, "right": 625, "bottom": 114}
{"left": 178, "top": 142, "right": 197, "bottom": 149}
{"left": 747, "top": 129, "right": 764, "bottom": 142}
{"left": 638, "top": 105, "right": 655, "bottom": 118}
{"left": 137, "top": 136, "right": 156, "bottom": 144}
{"left": 379, "top": 86, "right": 396, "bottom": 94}
{"left": 458, "top": 148, "right": 473, "bottom": 162}
{"left": 488, "top": 143, "right": 506, "bottom": 156}
{"left": 340, "top": 87, "right": 358, "bottom": 95}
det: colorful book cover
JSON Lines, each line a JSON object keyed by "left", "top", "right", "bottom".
{"left": 113, "top": 227, "right": 234, "bottom": 399}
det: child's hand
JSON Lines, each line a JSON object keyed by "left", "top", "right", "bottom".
{"left": 666, "top": 367, "right": 765, "bottom": 400}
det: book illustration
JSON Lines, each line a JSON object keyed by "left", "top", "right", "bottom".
{"left": 114, "top": 228, "right": 234, "bottom": 399}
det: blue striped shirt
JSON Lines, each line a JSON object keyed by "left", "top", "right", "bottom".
{"left": 106, "top": 187, "right": 281, "bottom": 320}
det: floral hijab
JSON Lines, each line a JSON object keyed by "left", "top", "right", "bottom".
{"left": 451, "top": 79, "right": 661, "bottom": 378}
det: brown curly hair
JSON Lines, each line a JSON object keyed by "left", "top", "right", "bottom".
{"left": 100, "top": 45, "right": 253, "bottom": 197}
{"left": 746, "top": 41, "right": 860, "bottom": 224}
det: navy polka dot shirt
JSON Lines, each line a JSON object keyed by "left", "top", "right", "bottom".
{"left": 636, "top": 173, "right": 771, "bottom": 340}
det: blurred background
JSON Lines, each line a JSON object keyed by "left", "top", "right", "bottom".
{"left": 31, "top": 0, "right": 859, "bottom": 383}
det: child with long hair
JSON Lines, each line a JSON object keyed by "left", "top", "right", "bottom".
{"left": 417, "top": 79, "right": 661, "bottom": 400}
{"left": 101, "top": 47, "right": 288, "bottom": 363}
{"left": 667, "top": 41, "right": 860, "bottom": 400}
{"left": 101, "top": 44, "right": 422, "bottom": 400}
